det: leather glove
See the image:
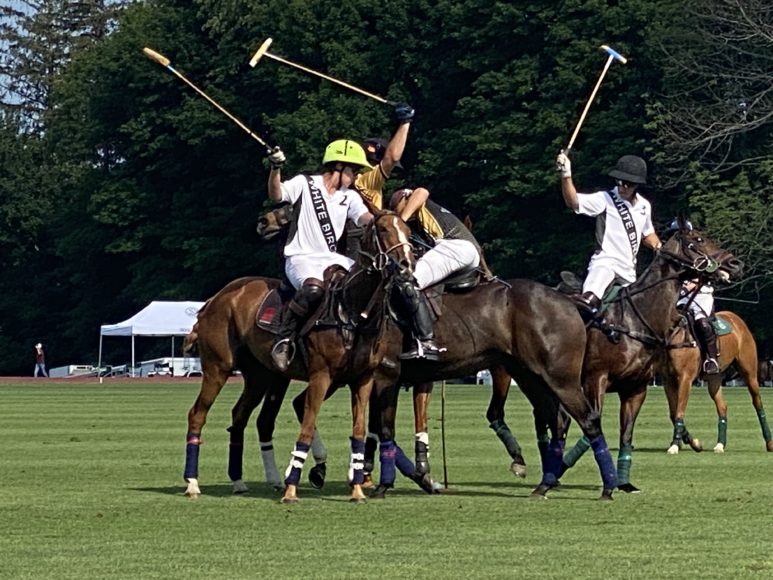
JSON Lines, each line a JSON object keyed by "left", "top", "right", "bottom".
{"left": 394, "top": 102, "right": 415, "bottom": 123}
{"left": 555, "top": 151, "right": 571, "bottom": 178}
{"left": 267, "top": 146, "right": 286, "bottom": 169}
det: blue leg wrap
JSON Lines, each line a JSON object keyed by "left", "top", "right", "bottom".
{"left": 283, "top": 441, "right": 310, "bottom": 487}
{"left": 184, "top": 432, "right": 201, "bottom": 480}
{"left": 540, "top": 438, "right": 565, "bottom": 486}
{"left": 349, "top": 437, "right": 366, "bottom": 485}
{"left": 379, "top": 440, "right": 397, "bottom": 485}
{"left": 591, "top": 435, "right": 618, "bottom": 490}
{"left": 395, "top": 443, "right": 416, "bottom": 477}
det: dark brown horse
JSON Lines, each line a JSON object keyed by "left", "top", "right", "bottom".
{"left": 182, "top": 211, "right": 415, "bottom": 503}
{"left": 299, "top": 276, "right": 621, "bottom": 500}
{"left": 553, "top": 220, "right": 743, "bottom": 493}
{"left": 662, "top": 310, "right": 773, "bottom": 454}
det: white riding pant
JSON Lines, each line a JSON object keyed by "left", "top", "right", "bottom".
{"left": 414, "top": 239, "right": 480, "bottom": 290}
{"left": 581, "top": 258, "right": 635, "bottom": 300}
{"left": 677, "top": 293, "right": 713, "bottom": 321}
{"left": 285, "top": 252, "right": 355, "bottom": 290}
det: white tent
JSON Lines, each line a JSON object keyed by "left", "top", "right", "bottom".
{"left": 98, "top": 301, "right": 205, "bottom": 377}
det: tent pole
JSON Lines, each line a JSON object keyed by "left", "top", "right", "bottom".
{"left": 97, "top": 332, "right": 103, "bottom": 380}
{"left": 131, "top": 335, "right": 136, "bottom": 378}
{"left": 171, "top": 336, "right": 175, "bottom": 376}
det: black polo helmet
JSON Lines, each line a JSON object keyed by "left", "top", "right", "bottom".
{"left": 608, "top": 155, "right": 647, "bottom": 185}
{"left": 363, "top": 137, "right": 403, "bottom": 169}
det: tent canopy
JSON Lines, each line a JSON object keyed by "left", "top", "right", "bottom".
{"left": 100, "top": 301, "right": 204, "bottom": 337}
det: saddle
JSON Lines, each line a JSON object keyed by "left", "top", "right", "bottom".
{"left": 423, "top": 267, "right": 482, "bottom": 318}
{"left": 556, "top": 271, "right": 623, "bottom": 315}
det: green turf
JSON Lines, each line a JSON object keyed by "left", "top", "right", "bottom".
{"left": 1, "top": 380, "right": 772, "bottom": 579}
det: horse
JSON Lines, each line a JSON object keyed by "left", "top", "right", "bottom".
{"left": 550, "top": 219, "right": 744, "bottom": 493}
{"left": 181, "top": 210, "right": 416, "bottom": 503}
{"left": 284, "top": 275, "right": 622, "bottom": 500}
{"left": 662, "top": 310, "right": 773, "bottom": 454}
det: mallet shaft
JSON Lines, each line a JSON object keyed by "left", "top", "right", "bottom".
{"left": 144, "top": 47, "right": 270, "bottom": 150}
{"left": 566, "top": 56, "right": 613, "bottom": 151}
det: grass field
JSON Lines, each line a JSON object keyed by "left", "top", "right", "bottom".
{"left": 1, "top": 379, "right": 772, "bottom": 579}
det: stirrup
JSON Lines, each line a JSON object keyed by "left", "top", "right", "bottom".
{"left": 399, "top": 339, "right": 447, "bottom": 361}
{"left": 702, "top": 358, "right": 720, "bottom": 375}
{"left": 271, "top": 338, "right": 296, "bottom": 371}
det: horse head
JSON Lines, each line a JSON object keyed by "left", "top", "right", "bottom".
{"left": 359, "top": 210, "right": 416, "bottom": 279}
{"left": 661, "top": 216, "right": 743, "bottom": 284}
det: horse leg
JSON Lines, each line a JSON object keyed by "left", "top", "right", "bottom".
{"left": 486, "top": 366, "right": 526, "bottom": 478}
{"left": 282, "top": 370, "right": 330, "bottom": 503}
{"left": 664, "top": 365, "right": 702, "bottom": 454}
{"left": 616, "top": 386, "right": 648, "bottom": 493}
{"left": 549, "top": 372, "right": 617, "bottom": 500}
{"left": 291, "top": 387, "right": 329, "bottom": 489}
{"left": 706, "top": 376, "right": 728, "bottom": 452}
{"left": 255, "top": 374, "right": 291, "bottom": 490}
{"left": 413, "top": 381, "right": 433, "bottom": 477}
{"left": 227, "top": 379, "right": 265, "bottom": 494}
{"left": 185, "top": 365, "right": 232, "bottom": 498}
{"left": 736, "top": 351, "right": 773, "bottom": 451}
{"left": 348, "top": 377, "right": 374, "bottom": 503}
{"left": 362, "top": 388, "right": 381, "bottom": 489}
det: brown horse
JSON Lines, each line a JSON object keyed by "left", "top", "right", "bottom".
{"left": 302, "top": 276, "right": 622, "bottom": 500}
{"left": 553, "top": 219, "right": 743, "bottom": 493}
{"left": 662, "top": 310, "right": 773, "bottom": 454}
{"left": 182, "top": 211, "right": 415, "bottom": 503}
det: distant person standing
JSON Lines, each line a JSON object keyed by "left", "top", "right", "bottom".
{"left": 34, "top": 343, "right": 48, "bottom": 377}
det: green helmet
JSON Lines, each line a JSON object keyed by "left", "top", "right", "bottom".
{"left": 322, "top": 139, "right": 372, "bottom": 169}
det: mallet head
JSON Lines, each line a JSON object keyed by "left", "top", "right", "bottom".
{"left": 249, "top": 38, "right": 274, "bottom": 67}
{"left": 143, "top": 47, "right": 171, "bottom": 67}
{"left": 600, "top": 44, "right": 627, "bottom": 64}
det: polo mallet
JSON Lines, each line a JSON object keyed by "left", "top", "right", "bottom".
{"left": 441, "top": 379, "right": 449, "bottom": 489}
{"left": 249, "top": 38, "right": 396, "bottom": 106}
{"left": 565, "top": 45, "right": 628, "bottom": 151}
{"left": 142, "top": 47, "right": 272, "bottom": 152}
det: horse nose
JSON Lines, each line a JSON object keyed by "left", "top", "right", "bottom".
{"left": 398, "top": 259, "right": 412, "bottom": 275}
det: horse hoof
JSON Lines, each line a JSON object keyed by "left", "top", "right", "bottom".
{"left": 308, "top": 463, "right": 327, "bottom": 489}
{"left": 617, "top": 483, "right": 640, "bottom": 494}
{"left": 370, "top": 485, "right": 391, "bottom": 499}
{"left": 410, "top": 472, "right": 437, "bottom": 494}
{"left": 185, "top": 492, "right": 200, "bottom": 500}
{"left": 350, "top": 496, "right": 367, "bottom": 504}
{"left": 510, "top": 461, "right": 527, "bottom": 479}
{"left": 689, "top": 438, "right": 703, "bottom": 452}
{"left": 766, "top": 440, "right": 773, "bottom": 452}
{"left": 184, "top": 478, "right": 201, "bottom": 498}
{"left": 599, "top": 489, "right": 614, "bottom": 501}
{"left": 232, "top": 479, "right": 249, "bottom": 494}
{"left": 530, "top": 484, "right": 551, "bottom": 498}
{"left": 280, "top": 496, "right": 299, "bottom": 504}
{"left": 713, "top": 443, "right": 725, "bottom": 454}
{"left": 666, "top": 444, "right": 680, "bottom": 455}
{"left": 361, "top": 473, "right": 375, "bottom": 489}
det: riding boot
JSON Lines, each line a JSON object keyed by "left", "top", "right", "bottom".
{"left": 395, "top": 276, "right": 446, "bottom": 361}
{"left": 271, "top": 281, "right": 324, "bottom": 372}
{"left": 572, "top": 291, "right": 620, "bottom": 344}
{"left": 695, "top": 318, "right": 720, "bottom": 374}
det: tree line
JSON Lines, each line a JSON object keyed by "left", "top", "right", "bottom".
{"left": 0, "top": 0, "right": 770, "bottom": 374}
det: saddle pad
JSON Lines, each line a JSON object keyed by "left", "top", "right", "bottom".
{"left": 713, "top": 315, "right": 732, "bottom": 337}
{"left": 600, "top": 285, "right": 622, "bottom": 313}
{"left": 255, "top": 289, "right": 283, "bottom": 334}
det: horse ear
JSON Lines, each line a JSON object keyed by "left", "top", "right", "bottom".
{"left": 463, "top": 214, "right": 473, "bottom": 231}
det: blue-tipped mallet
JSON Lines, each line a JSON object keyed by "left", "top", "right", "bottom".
{"left": 565, "top": 44, "right": 628, "bottom": 151}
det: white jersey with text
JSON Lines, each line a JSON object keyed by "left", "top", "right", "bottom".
{"left": 576, "top": 187, "right": 654, "bottom": 282}
{"left": 280, "top": 174, "right": 369, "bottom": 258}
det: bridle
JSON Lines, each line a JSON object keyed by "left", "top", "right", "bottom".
{"left": 360, "top": 212, "right": 415, "bottom": 277}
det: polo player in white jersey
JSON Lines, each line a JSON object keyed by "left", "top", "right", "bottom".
{"left": 266, "top": 139, "right": 374, "bottom": 371}
{"left": 556, "top": 152, "right": 662, "bottom": 340}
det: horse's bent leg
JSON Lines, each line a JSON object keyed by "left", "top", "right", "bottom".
{"left": 487, "top": 366, "right": 526, "bottom": 478}
{"left": 185, "top": 367, "right": 231, "bottom": 498}
{"left": 707, "top": 376, "right": 729, "bottom": 452}
{"left": 282, "top": 372, "right": 330, "bottom": 503}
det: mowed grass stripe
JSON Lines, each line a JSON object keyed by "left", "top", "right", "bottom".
{"left": 1, "top": 381, "right": 772, "bottom": 579}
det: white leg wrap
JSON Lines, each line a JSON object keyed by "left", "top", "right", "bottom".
{"left": 260, "top": 442, "right": 282, "bottom": 486}
{"left": 348, "top": 452, "right": 365, "bottom": 483}
{"left": 284, "top": 447, "right": 309, "bottom": 479}
{"left": 415, "top": 431, "right": 430, "bottom": 446}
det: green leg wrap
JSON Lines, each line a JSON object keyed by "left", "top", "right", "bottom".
{"left": 757, "top": 409, "right": 772, "bottom": 443}
{"left": 617, "top": 444, "right": 633, "bottom": 486}
{"left": 672, "top": 418, "right": 685, "bottom": 446}
{"left": 562, "top": 435, "right": 591, "bottom": 468}
{"left": 717, "top": 416, "right": 728, "bottom": 446}
{"left": 488, "top": 419, "right": 523, "bottom": 459}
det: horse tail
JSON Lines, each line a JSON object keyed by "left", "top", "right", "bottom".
{"left": 183, "top": 322, "right": 199, "bottom": 356}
